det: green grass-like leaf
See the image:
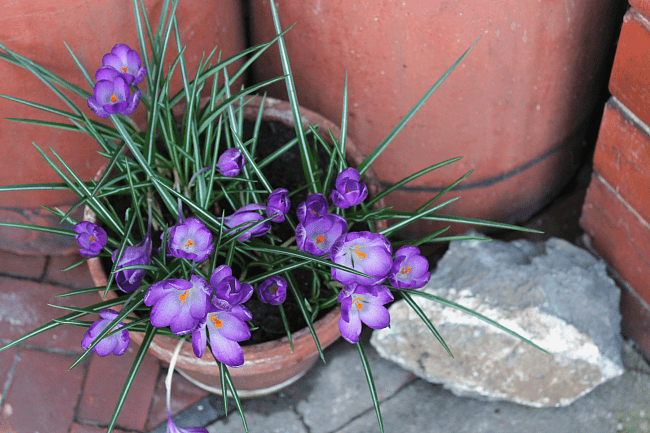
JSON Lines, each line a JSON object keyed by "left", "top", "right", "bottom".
{"left": 356, "top": 340, "right": 384, "bottom": 433}
{"left": 400, "top": 291, "right": 453, "bottom": 358}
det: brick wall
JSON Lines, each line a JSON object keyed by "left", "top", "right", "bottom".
{"left": 580, "top": 5, "right": 650, "bottom": 357}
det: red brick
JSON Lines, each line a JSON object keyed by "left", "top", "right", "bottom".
{"left": 0, "top": 348, "right": 84, "bottom": 433}
{"left": 619, "top": 280, "right": 650, "bottom": 360}
{"left": 77, "top": 345, "right": 160, "bottom": 431}
{"left": 45, "top": 254, "right": 97, "bottom": 289}
{"left": 146, "top": 370, "right": 209, "bottom": 431}
{"left": 592, "top": 99, "right": 650, "bottom": 221}
{"left": 610, "top": 9, "right": 650, "bottom": 127}
{"left": 69, "top": 422, "right": 130, "bottom": 433}
{"left": 0, "top": 250, "right": 46, "bottom": 279}
{"left": 630, "top": 0, "right": 650, "bottom": 19}
{"left": 580, "top": 174, "right": 650, "bottom": 304}
{"left": 0, "top": 277, "right": 102, "bottom": 353}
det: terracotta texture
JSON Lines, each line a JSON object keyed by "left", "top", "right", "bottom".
{"left": 610, "top": 9, "right": 650, "bottom": 128}
{"left": 250, "top": 0, "right": 622, "bottom": 235}
{"left": 0, "top": 0, "right": 245, "bottom": 254}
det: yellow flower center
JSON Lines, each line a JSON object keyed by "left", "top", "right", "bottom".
{"left": 353, "top": 245, "right": 367, "bottom": 260}
{"left": 400, "top": 266, "right": 412, "bottom": 275}
{"left": 179, "top": 290, "right": 189, "bottom": 305}
{"left": 110, "top": 93, "right": 117, "bottom": 103}
{"left": 210, "top": 315, "right": 223, "bottom": 328}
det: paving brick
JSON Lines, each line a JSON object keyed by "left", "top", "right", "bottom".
{"left": 610, "top": 9, "right": 650, "bottom": 128}
{"left": 592, "top": 99, "right": 650, "bottom": 221}
{"left": 77, "top": 345, "right": 160, "bottom": 431}
{"left": 45, "top": 254, "right": 96, "bottom": 289}
{"left": 0, "top": 250, "right": 46, "bottom": 279}
{"left": 0, "top": 346, "right": 19, "bottom": 401}
{"left": 0, "top": 348, "right": 84, "bottom": 433}
{"left": 0, "top": 276, "right": 102, "bottom": 353}
{"left": 69, "top": 422, "right": 130, "bottom": 433}
{"left": 580, "top": 174, "right": 650, "bottom": 304}
{"left": 630, "top": 0, "right": 650, "bottom": 20}
{"left": 145, "top": 369, "right": 209, "bottom": 431}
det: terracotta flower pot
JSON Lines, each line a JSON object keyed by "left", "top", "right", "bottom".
{"left": 85, "top": 96, "right": 387, "bottom": 397}
{"left": 0, "top": 0, "right": 245, "bottom": 255}
{"left": 250, "top": 0, "right": 622, "bottom": 236}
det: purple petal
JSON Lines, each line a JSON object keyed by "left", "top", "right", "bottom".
{"left": 149, "top": 294, "right": 181, "bottom": 328}
{"left": 208, "top": 326, "right": 245, "bottom": 368}
{"left": 191, "top": 320, "right": 207, "bottom": 358}
{"left": 358, "top": 303, "right": 391, "bottom": 329}
{"left": 338, "top": 311, "right": 362, "bottom": 344}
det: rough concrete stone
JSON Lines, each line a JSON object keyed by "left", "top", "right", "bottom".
{"left": 371, "top": 236, "right": 624, "bottom": 407}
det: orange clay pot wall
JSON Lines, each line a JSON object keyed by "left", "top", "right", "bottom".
{"left": 0, "top": 0, "right": 245, "bottom": 255}
{"left": 250, "top": 0, "right": 621, "bottom": 237}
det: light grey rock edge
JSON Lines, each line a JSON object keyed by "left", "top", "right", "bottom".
{"left": 371, "top": 235, "right": 624, "bottom": 407}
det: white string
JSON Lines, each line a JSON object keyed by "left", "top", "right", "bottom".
{"left": 166, "top": 336, "right": 187, "bottom": 411}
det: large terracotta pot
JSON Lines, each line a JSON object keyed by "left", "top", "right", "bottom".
{"left": 250, "top": 0, "right": 623, "bottom": 236}
{"left": 0, "top": 0, "right": 245, "bottom": 255}
{"left": 86, "top": 95, "right": 387, "bottom": 397}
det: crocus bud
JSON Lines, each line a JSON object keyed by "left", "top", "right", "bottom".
{"left": 81, "top": 309, "right": 130, "bottom": 356}
{"left": 331, "top": 168, "right": 368, "bottom": 209}
{"left": 111, "top": 230, "right": 152, "bottom": 293}
{"left": 388, "top": 245, "right": 431, "bottom": 289}
{"left": 266, "top": 188, "right": 291, "bottom": 223}
{"left": 223, "top": 204, "right": 270, "bottom": 241}
{"left": 258, "top": 276, "right": 287, "bottom": 305}
{"left": 74, "top": 221, "right": 107, "bottom": 258}
{"left": 216, "top": 148, "right": 245, "bottom": 177}
{"left": 296, "top": 193, "right": 329, "bottom": 224}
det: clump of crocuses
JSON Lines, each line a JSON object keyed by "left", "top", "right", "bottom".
{"left": 87, "top": 43, "right": 144, "bottom": 118}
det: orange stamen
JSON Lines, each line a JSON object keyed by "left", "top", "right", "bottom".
{"left": 186, "top": 239, "right": 194, "bottom": 248}
{"left": 122, "top": 66, "right": 128, "bottom": 73}
{"left": 210, "top": 315, "right": 223, "bottom": 328}
{"left": 353, "top": 297, "right": 364, "bottom": 309}
{"left": 89, "top": 235, "right": 97, "bottom": 242}
{"left": 110, "top": 94, "right": 117, "bottom": 103}
{"left": 353, "top": 246, "right": 367, "bottom": 260}
{"left": 316, "top": 235, "right": 325, "bottom": 245}
{"left": 400, "top": 266, "right": 412, "bottom": 275}
{"left": 179, "top": 290, "right": 189, "bottom": 305}
{"left": 311, "top": 210, "right": 317, "bottom": 215}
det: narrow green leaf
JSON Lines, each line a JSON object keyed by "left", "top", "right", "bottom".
{"left": 278, "top": 304, "right": 294, "bottom": 351}
{"left": 395, "top": 288, "right": 549, "bottom": 354}
{"left": 0, "top": 222, "right": 75, "bottom": 237}
{"left": 106, "top": 323, "right": 157, "bottom": 433}
{"left": 356, "top": 340, "right": 384, "bottom": 433}
{"left": 285, "top": 271, "right": 325, "bottom": 363}
{"left": 357, "top": 37, "right": 481, "bottom": 176}
{"left": 400, "top": 291, "right": 453, "bottom": 358}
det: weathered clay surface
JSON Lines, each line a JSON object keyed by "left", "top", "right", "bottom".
{"left": 371, "top": 235, "right": 624, "bottom": 407}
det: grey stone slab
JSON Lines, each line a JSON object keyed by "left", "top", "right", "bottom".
{"left": 149, "top": 396, "right": 225, "bottom": 433}
{"left": 372, "top": 236, "right": 624, "bottom": 407}
{"left": 287, "top": 331, "right": 415, "bottom": 433}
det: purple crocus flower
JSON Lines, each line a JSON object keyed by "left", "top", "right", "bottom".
{"left": 338, "top": 283, "right": 394, "bottom": 344}
{"left": 330, "top": 231, "right": 393, "bottom": 286}
{"left": 74, "top": 221, "right": 107, "bottom": 258}
{"left": 216, "top": 148, "right": 245, "bottom": 177}
{"left": 81, "top": 309, "right": 130, "bottom": 356}
{"left": 87, "top": 76, "right": 141, "bottom": 118}
{"left": 111, "top": 230, "right": 152, "bottom": 293}
{"left": 191, "top": 304, "right": 251, "bottom": 367}
{"left": 144, "top": 275, "right": 211, "bottom": 335}
{"left": 296, "top": 193, "right": 329, "bottom": 224}
{"left": 266, "top": 188, "right": 291, "bottom": 223}
{"left": 223, "top": 204, "right": 271, "bottom": 242}
{"left": 331, "top": 168, "right": 368, "bottom": 209}
{"left": 296, "top": 213, "right": 348, "bottom": 256}
{"left": 258, "top": 276, "right": 287, "bottom": 305}
{"left": 388, "top": 245, "right": 431, "bottom": 289}
{"left": 98, "top": 43, "right": 147, "bottom": 85}
{"left": 165, "top": 413, "right": 208, "bottom": 433}
{"left": 166, "top": 217, "right": 214, "bottom": 262}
